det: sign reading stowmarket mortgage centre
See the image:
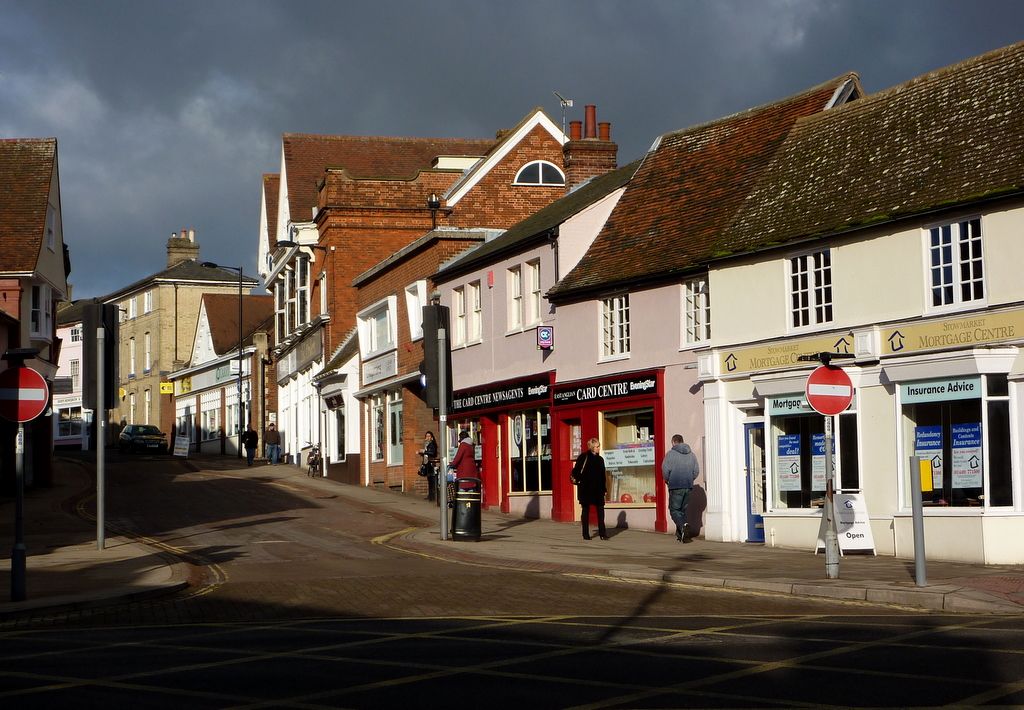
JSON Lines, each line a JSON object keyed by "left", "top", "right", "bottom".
{"left": 451, "top": 375, "right": 552, "bottom": 415}
{"left": 553, "top": 372, "right": 659, "bottom": 406}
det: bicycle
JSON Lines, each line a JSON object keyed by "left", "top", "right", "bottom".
{"left": 306, "top": 442, "right": 322, "bottom": 477}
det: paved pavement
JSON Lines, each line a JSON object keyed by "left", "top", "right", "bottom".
{"left": 2, "top": 453, "right": 1023, "bottom": 618}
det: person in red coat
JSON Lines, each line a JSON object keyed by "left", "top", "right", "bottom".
{"left": 449, "top": 430, "right": 478, "bottom": 482}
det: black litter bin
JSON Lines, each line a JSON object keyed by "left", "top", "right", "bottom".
{"left": 451, "top": 477, "right": 482, "bottom": 541}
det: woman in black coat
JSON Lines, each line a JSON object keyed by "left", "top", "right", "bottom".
{"left": 417, "top": 431, "right": 438, "bottom": 502}
{"left": 571, "top": 437, "right": 608, "bottom": 540}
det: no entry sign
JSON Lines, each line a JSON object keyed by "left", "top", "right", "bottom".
{"left": 0, "top": 366, "right": 50, "bottom": 423}
{"left": 805, "top": 365, "right": 853, "bottom": 416}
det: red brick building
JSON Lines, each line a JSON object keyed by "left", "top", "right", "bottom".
{"left": 260, "top": 108, "right": 569, "bottom": 484}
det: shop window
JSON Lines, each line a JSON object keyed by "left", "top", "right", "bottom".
{"left": 901, "top": 374, "right": 1011, "bottom": 508}
{"left": 58, "top": 406, "right": 83, "bottom": 437}
{"left": 790, "top": 250, "right": 832, "bottom": 328}
{"left": 683, "top": 277, "right": 711, "bottom": 344}
{"left": 226, "top": 401, "right": 240, "bottom": 437}
{"left": 769, "top": 398, "right": 858, "bottom": 510}
{"left": 509, "top": 410, "right": 551, "bottom": 493}
{"left": 371, "top": 394, "right": 385, "bottom": 462}
{"left": 202, "top": 406, "right": 220, "bottom": 441}
{"left": 388, "top": 391, "right": 403, "bottom": 465}
{"left": 601, "top": 407, "right": 657, "bottom": 505}
{"left": 601, "top": 294, "right": 630, "bottom": 358}
{"left": 335, "top": 406, "right": 347, "bottom": 462}
{"left": 927, "top": 217, "right": 983, "bottom": 309}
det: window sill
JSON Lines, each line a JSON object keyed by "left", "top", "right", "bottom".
{"left": 923, "top": 301, "right": 988, "bottom": 318}
{"left": 599, "top": 353, "right": 631, "bottom": 364}
{"left": 452, "top": 339, "right": 482, "bottom": 350}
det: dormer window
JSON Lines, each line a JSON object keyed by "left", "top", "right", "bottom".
{"left": 514, "top": 160, "right": 565, "bottom": 186}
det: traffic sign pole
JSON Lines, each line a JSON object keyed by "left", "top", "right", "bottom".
{"left": 802, "top": 358, "right": 854, "bottom": 580}
{"left": 1, "top": 351, "right": 46, "bottom": 603}
{"left": 12, "top": 424, "right": 26, "bottom": 601}
{"left": 97, "top": 326, "right": 106, "bottom": 550}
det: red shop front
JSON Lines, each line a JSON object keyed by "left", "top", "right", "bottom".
{"left": 550, "top": 369, "right": 667, "bottom": 532}
{"left": 448, "top": 372, "right": 556, "bottom": 517}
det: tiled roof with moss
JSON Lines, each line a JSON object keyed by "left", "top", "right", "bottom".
{"left": 548, "top": 75, "right": 858, "bottom": 301}
{"left": 715, "top": 42, "right": 1024, "bottom": 256}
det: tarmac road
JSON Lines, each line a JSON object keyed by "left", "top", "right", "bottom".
{"left": 86, "top": 453, "right": 869, "bottom": 623}
{"left": 2, "top": 454, "right": 1024, "bottom": 707}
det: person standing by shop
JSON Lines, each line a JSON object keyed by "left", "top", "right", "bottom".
{"left": 662, "top": 433, "right": 699, "bottom": 542}
{"left": 265, "top": 423, "right": 282, "bottom": 465}
{"left": 572, "top": 437, "right": 608, "bottom": 540}
{"left": 242, "top": 425, "right": 259, "bottom": 467}
{"left": 418, "top": 431, "right": 439, "bottom": 502}
{"left": 449, "top": 430, "right": 477, "bottom": 481}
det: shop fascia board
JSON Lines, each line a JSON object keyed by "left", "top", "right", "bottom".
{"left": 879, "top": 348, "right": 1018, "bottom": 385}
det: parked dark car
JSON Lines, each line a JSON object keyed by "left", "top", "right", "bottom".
{"left": 118, "top": 424, "right": 168, "bottom": 454}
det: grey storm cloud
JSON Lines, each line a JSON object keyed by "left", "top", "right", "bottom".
{"left": 1, "top": 0, "right": 1022, "bottom": 299}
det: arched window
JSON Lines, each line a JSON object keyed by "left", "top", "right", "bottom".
{"left": 514, "top": 160, "right": 565, "bottom": 186}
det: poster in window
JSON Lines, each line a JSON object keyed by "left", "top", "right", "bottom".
{"left": 914, "top": 425, "right": 943, "bottom": 489}
{"left": 951, "top": 422, "right": 982, "bottom": 489}
{"left": 811, "top": 433, "right": 826, "bottom": 491}
{"left": 777, "top": 434, "right": 802, "bottom": 491}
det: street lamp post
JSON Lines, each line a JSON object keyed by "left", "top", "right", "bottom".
{"left": 202, "top": 262, "right": 245, "bottom": 458}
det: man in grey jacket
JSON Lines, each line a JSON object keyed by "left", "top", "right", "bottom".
{"left": 662, "top": 434, "right": 699, "bottom": 542}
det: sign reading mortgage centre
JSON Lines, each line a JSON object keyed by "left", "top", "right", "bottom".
{"left": 882, "top": 307, "right": 1024, "bottom": 356}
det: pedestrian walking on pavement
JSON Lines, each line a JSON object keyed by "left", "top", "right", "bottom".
{"left": 265, "top": 423, "right": 282, "bottom": 465}
{"left": 572, "top": 437, "right": 608, "bottom": 540}
{"left": 662, "top": 433, "right": 699, "bottom": 542}
{"left": 417, "top": 431, "right": 439, "bottom": 502}
{"left": 242, "top": 426, "right": 259, "bottom": 466}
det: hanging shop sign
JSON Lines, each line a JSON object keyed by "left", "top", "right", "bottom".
{"left": 451, "top": 374, "right": 552, "bottom": 415}
{"left": 552, "top": 372, "right": 659, "bottom": 406}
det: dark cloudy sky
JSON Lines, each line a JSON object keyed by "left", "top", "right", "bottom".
{"left": 3, "top": 0, "right": 1022, "bottom": 300}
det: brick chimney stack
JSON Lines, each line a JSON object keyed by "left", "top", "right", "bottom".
{"left": 166, "top": 226, "right": 200, "bottom": 267}
{"left": 562, "top": 104, "right": 618, "bottom": 190}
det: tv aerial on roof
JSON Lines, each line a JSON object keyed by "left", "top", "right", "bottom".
{"left": 553, "top": 91, "right": 574, "bottom": 137}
